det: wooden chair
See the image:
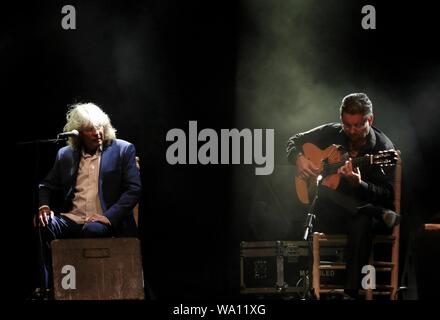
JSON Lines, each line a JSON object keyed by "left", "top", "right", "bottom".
{"left": 312, "top": 151, "right": 402, "bottom": 299}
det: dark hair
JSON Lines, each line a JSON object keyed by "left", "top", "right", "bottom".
{"left": 340, "top": 93, "right": 373, "bottom": 117}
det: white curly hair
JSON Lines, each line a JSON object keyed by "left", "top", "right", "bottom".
{"left": 63, "top": 102, "right": 117, "bottom": 150}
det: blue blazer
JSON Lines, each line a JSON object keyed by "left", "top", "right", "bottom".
{"left": 39, "top": 139, "right": 142, "bottom": 237}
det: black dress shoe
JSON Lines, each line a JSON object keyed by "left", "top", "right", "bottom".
{"left": 341, "top": 293, "right": 355, "bottom": 300}
{"left": 30, "top": 288, "right": 52, "bottom": 301}
{"left": 358, "top": 204, "right": 400, "bottom": 228}
{"left": 382, "top": 209, "right": 400, "bottom": 228}
{"left": 325, "top": 291, "right": 355, "bottom": 300}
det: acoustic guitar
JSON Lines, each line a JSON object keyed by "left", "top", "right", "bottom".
{"left": 295, "top": 143, "right": 398, "bottom": 204}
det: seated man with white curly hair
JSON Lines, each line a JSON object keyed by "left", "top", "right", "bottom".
{"left": 34, "top": 102, "right": 141, "bottom": 298}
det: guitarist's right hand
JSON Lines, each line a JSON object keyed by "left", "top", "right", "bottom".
{"left": 296, "top": 153, "right": 320, "bottom": 180}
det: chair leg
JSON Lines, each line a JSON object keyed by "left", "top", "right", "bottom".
{"left": 366, "top": 252, "right": 374, "bottom": 300}
{"left": 390, "top": 226, "right": 400, "bottom": 300}
{"left": 312, "top": 233, "right": 321, "bottom": 300}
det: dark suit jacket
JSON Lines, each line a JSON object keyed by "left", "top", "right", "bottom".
{"left": 39, "top": 139, "right": 142, "bottom": 237}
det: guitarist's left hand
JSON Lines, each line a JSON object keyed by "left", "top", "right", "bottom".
{"left": 338, "top": 158, "right": 361, "bottom": 186}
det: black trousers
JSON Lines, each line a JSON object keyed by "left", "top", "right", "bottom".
{"left": 314, "top": 186, "right": 390, "bottom": 293}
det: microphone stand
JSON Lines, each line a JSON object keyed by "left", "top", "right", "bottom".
{"left": 301, "top": 175, "right": 323, "bottom": 300}
{"left": 16, "top": 135, "right": 68, "bottom": 146}
{"left": 17, "top": 136, "right": 66, "bottom": 297}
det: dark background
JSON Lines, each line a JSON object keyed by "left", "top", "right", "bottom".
{"left": 4, "top": 0, "right": 440, "bottom": 302}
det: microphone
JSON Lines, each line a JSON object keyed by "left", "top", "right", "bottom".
{"left": 57, "top": 129, "right": 79, "bottom": 139}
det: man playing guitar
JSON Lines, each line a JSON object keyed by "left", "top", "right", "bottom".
{"left": 286, "top": 93, "right": 399, "bottom": 299}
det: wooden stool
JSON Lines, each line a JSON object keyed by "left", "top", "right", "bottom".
{"left": 52, "top": 238, "right": 145, "bottom": 300}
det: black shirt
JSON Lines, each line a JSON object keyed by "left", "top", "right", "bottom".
{"left": 286, "top": 123, "right": 396, "bottom": 209}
